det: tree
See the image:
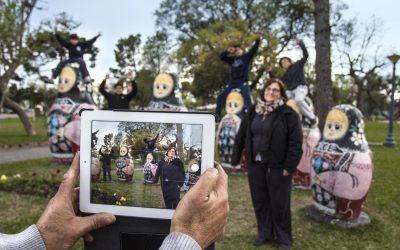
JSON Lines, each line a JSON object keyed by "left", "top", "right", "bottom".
{"left": 142, "top": 31, "right": 171, "bottom": 74}
{"left": 155, "top": 0, "right": 314, "bottom": 104}
{"left": 313, "top": 0, "right": 335, "bottom": 130}
{"left": 110, "top": 34, "right": 141, "bottom": 77}
{"left": 334, "top": 17, "right": 386, "bottom": 116}
{"left": 0, "top": 0, "right": 39, "bottom": 135}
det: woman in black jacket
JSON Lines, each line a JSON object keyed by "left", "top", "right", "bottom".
{"left": 155, "top": 147, "right": 186, "bottom": 209}
{"left": 232, "top": 78, "right": 303, "bottom": 250}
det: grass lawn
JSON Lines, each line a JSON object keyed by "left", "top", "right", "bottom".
{"left": 0, "top": 121, "right": 399, "bottom": 249}
{"left": 0, "top": 116, "right": 48, "bottom": 145}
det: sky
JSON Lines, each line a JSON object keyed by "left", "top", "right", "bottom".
{"left": 30, "top": 0, "right": 400, "bottom": 82}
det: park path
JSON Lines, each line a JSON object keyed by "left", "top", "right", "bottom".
{"left": 0, "top": 146, "right": 51, "bottom": 164}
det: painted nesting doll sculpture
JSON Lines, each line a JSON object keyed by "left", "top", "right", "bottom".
{"left": 287, "top": 98, "right": 321, "bottom": 188}
{"left": 216, "top": 89, "right": 246, "bottom": 172}
{"left": 143, "top": 153, "right": 158, "bottom": 184}
{"left": 115, "top": 146, "right": 134, "bottom": 182}
{"left": 146, "top": 73, "right": 188, "bottom": 112}
{"left": 311, "top": 104, "right": 373, "bottom": 220}
{"left": 47, "top": 63, "right": 96, "bottom": 162}
{"left": 183, "top": 159, "right": 201, "bottom": 191}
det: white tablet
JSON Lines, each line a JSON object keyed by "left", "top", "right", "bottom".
{"left": 79, "top": 110, "right": 215, "bottom": 219}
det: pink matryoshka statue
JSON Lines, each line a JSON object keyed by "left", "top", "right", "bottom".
{"left": 115, "top": 146, "right": 134, "bottom": 182}
{"left": 286, "top": 98, "right": 321, "bottom": 189}
{"left": 307, "top": 104, "right": 373, "bottom": 227}
{"left": 216, "top": 89, "right": 247, "bottom": 173}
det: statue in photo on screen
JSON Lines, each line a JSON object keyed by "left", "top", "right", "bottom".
{"left": 306, "top": 104, "right": 373, "bottom": 227}
{"left": 216, "top": 89, "right": 247, "bottom": 173}
{"left": 47, "top": 61, "right": 97, "bottom": 163}
{"left": 115, "top": 145, "right": 134, "bottom": 182}
{"left": 182, "top": 159, "right": 201, "bottom": 192}
{"left": 143, "top": 153, "right": 158, "bottom": 184}
{"left": 286, "top": 98, "right": 321, "bottom": 189}
{"left": 146, "top": 73, "right": 188, "bottom": 112}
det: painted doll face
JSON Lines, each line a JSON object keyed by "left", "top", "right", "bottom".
{"left": 58, "top": 66, "right": 76, "bottom": 93}
{"left": 153, "top": 73, "right": 174, "bottom": 98}
{"left": 120, "top": 146, "right": 128, "bottom": 156}
{"left": 323, "top": 109, "right": 349, "bottom": 140}
{"left": 226, "top": 92, "right": 244, "bottom": 114}
{"left": 146, "top": 153, "right": 154, "bottom": 163}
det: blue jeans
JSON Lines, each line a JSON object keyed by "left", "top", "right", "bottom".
{"left": 216, "top": 83, "right": 252, "bottom": 116}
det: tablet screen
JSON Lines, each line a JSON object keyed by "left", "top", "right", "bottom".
{"left": 89, "top": 120, "right": 203, "bottom": 210}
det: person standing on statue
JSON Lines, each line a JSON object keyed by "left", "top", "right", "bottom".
{"left": 51, "top": 32, "right": 101, "bottom": 83}
{"left": 216, "top": 32, "right": 263, "bottom": 117}
{"left": 99, "top": 71, "right": 138, "bottom": 110}
{"left": 266, "top": 39, "right": 317, "bottom": 126}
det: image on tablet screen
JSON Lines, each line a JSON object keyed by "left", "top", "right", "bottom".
{"left": 89, "top": 120, "right": 203, "bottom": 209}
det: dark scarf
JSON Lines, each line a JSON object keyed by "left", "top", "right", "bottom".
{"left": 255, "top": 97, "right": 285, "bottom": 119}
{"left": 164, "top": 155, "right": 177, "bottom": 164}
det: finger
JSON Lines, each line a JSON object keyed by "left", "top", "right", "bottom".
{"left": 214, "top": 163, "right": 228, "bottom": 193}
{"left": 77, "top": 213, "right": 116, "bottom": 235}
{"left": 84, "top": 233, "right": 94, "bottom": 242}
{"left": 187, "top": 167, "right": 219, "bottom": 201}
{"left": 58, "top": 152, "right": 80, "bottom": 199}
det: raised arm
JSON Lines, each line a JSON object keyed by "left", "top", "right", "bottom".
{"left": 99, "top": 78, "right": 112, "bottom": 100}
{"left": 125, "top": 80, "right": 138, "bottom": 100}
{"left": 245, "top": 37, "right": 261, "bottom": 59}
{"left": 55, "top": 33, "right": 69, "bottom": 48}
{"left": 219, "top": 49, "right": 235, "bottom": 64}
{"left": 80, "top": 33, "right": 101, "bottom": 49}
{"left": 297, "top": 40, "right": 309, "bottom": 65}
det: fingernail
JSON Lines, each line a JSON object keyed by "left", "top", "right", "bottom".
{"left": 107, "top": 214, "right": 116, "bottom": 223}
{"left": 209, "top": 168, "right": 219, "bottom": 176}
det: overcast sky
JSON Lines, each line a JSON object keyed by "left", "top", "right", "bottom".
{"left": 31, "top": 0, "right": 400, "bottom": 82}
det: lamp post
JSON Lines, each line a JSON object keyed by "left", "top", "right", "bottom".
{"left": 384, "top": 54, "right": 400, "bottom": 148}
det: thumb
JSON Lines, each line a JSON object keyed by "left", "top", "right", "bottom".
{"left": 77, "top": 213, "right": 116, "bottom": 235}
{"left": 188, "top": 168, "right": 219, "bottom": 201}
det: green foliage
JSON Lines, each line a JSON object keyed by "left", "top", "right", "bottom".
{"left": 110, "top": 34, "right": 142, "bottom": 77}
{"left": 142, "top": 31, "right": 171, "bottom": 74}
{"left": 130, "top": 69, "right": 155, "bottom": 109}
{"left": 6, "top": 83, "right": 57, "bottom": 109}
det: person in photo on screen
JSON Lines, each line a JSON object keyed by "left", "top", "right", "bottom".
{"left": 155, "top": 147, "right": 186, "bottom": 209}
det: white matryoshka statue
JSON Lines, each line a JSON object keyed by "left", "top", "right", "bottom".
{"left": 115, "top": 146, "right": 134, "bottom": 182}
{"left": 146, "top": 73, "right": 188, "bottom": 112}
{"left": 216, "top": 89, "right": 246, "bottom": 173}
{"left": 47, "top": 62, "right": 97, "bottom": 163}
{"left": 143, "top": 152, "right": 158, "bottom": 184}
{"left": 309, "top": 104, "right": 373, "bottom": 225}
{"left": 287, "top": 98, "right": 321, "bottom": 189}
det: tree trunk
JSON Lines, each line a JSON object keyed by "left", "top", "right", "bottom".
{"left": 3, "top": 95, "right": 36, "bottom": 136}
{"left": 313, "top": 0, "right": 335, "bottom": 131}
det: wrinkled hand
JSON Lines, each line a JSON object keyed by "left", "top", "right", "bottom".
{"left": 36, "top": 153, "right": 116, "bottom": 250}
{"left": 171, "top": 163, "right": 229, "bottom": 249}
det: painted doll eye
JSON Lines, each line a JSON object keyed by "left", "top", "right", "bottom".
{"left": 163, "top": 83, "right": 167, "bottom": 89}
{"left": 334, "top": 124, "right": 342, "bottom": 130}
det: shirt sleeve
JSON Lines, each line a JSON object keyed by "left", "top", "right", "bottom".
{"left": 298, "top": 41, "right": 309, "bottom": 66}
{"left": 0, "top": 225, "right": 46, "bottom": 250}
{"left": 55, "top": 33, "right": 69, "bottom": 48}
{"left": 159, "top": 232, "right": 201, "bottom": 250}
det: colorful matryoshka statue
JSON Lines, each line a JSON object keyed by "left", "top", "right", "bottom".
{"left": 216, "top": 89, "right": 246, "bottom": 172}
{"left": 309, "top": 104, "right": 373, "bottom": 224}
{"left": 115, "top": 146, "right": 134, "bottom": 182}
{"left": 286, "top": 98, "right": 321, "bottom": 188}
{"left": 143, "top": 153, "right": 158, "bottom": 184}
{"left": 47, "top": 63, "right": 96, "bottom": 162}
{"left": 146, "top": 73, "right": 188, "bottom": 112}
{"left": 182, "top": 159, "right": 201, "bottom": 191}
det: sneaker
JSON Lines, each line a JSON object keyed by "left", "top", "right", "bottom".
{"left": 252, "top": 237, "right": 270, "bottom": 246}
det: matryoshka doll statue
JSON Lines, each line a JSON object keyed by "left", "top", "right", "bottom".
{"left": 47, "top": 62, "right": 97, "bottom": 162}
{"left": 309, "top": 104, "right": 373, "bottom": 225}
{"left": 216, "top": 89, "right": 246, "bottom": 173}
{"left": 143, "top": 152, "right": 158, "bottom": 184}
{"left": 182, "top": 159, "right": 201, "bottom": 191}
{"left": 115, "top": 146, "right": 134, "bottom": 182}
{"left": 146, "top": 73, "right": 188, "bottom": 112}
{"left": 286, "top": 98, "right": 321, "bottom": 189}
